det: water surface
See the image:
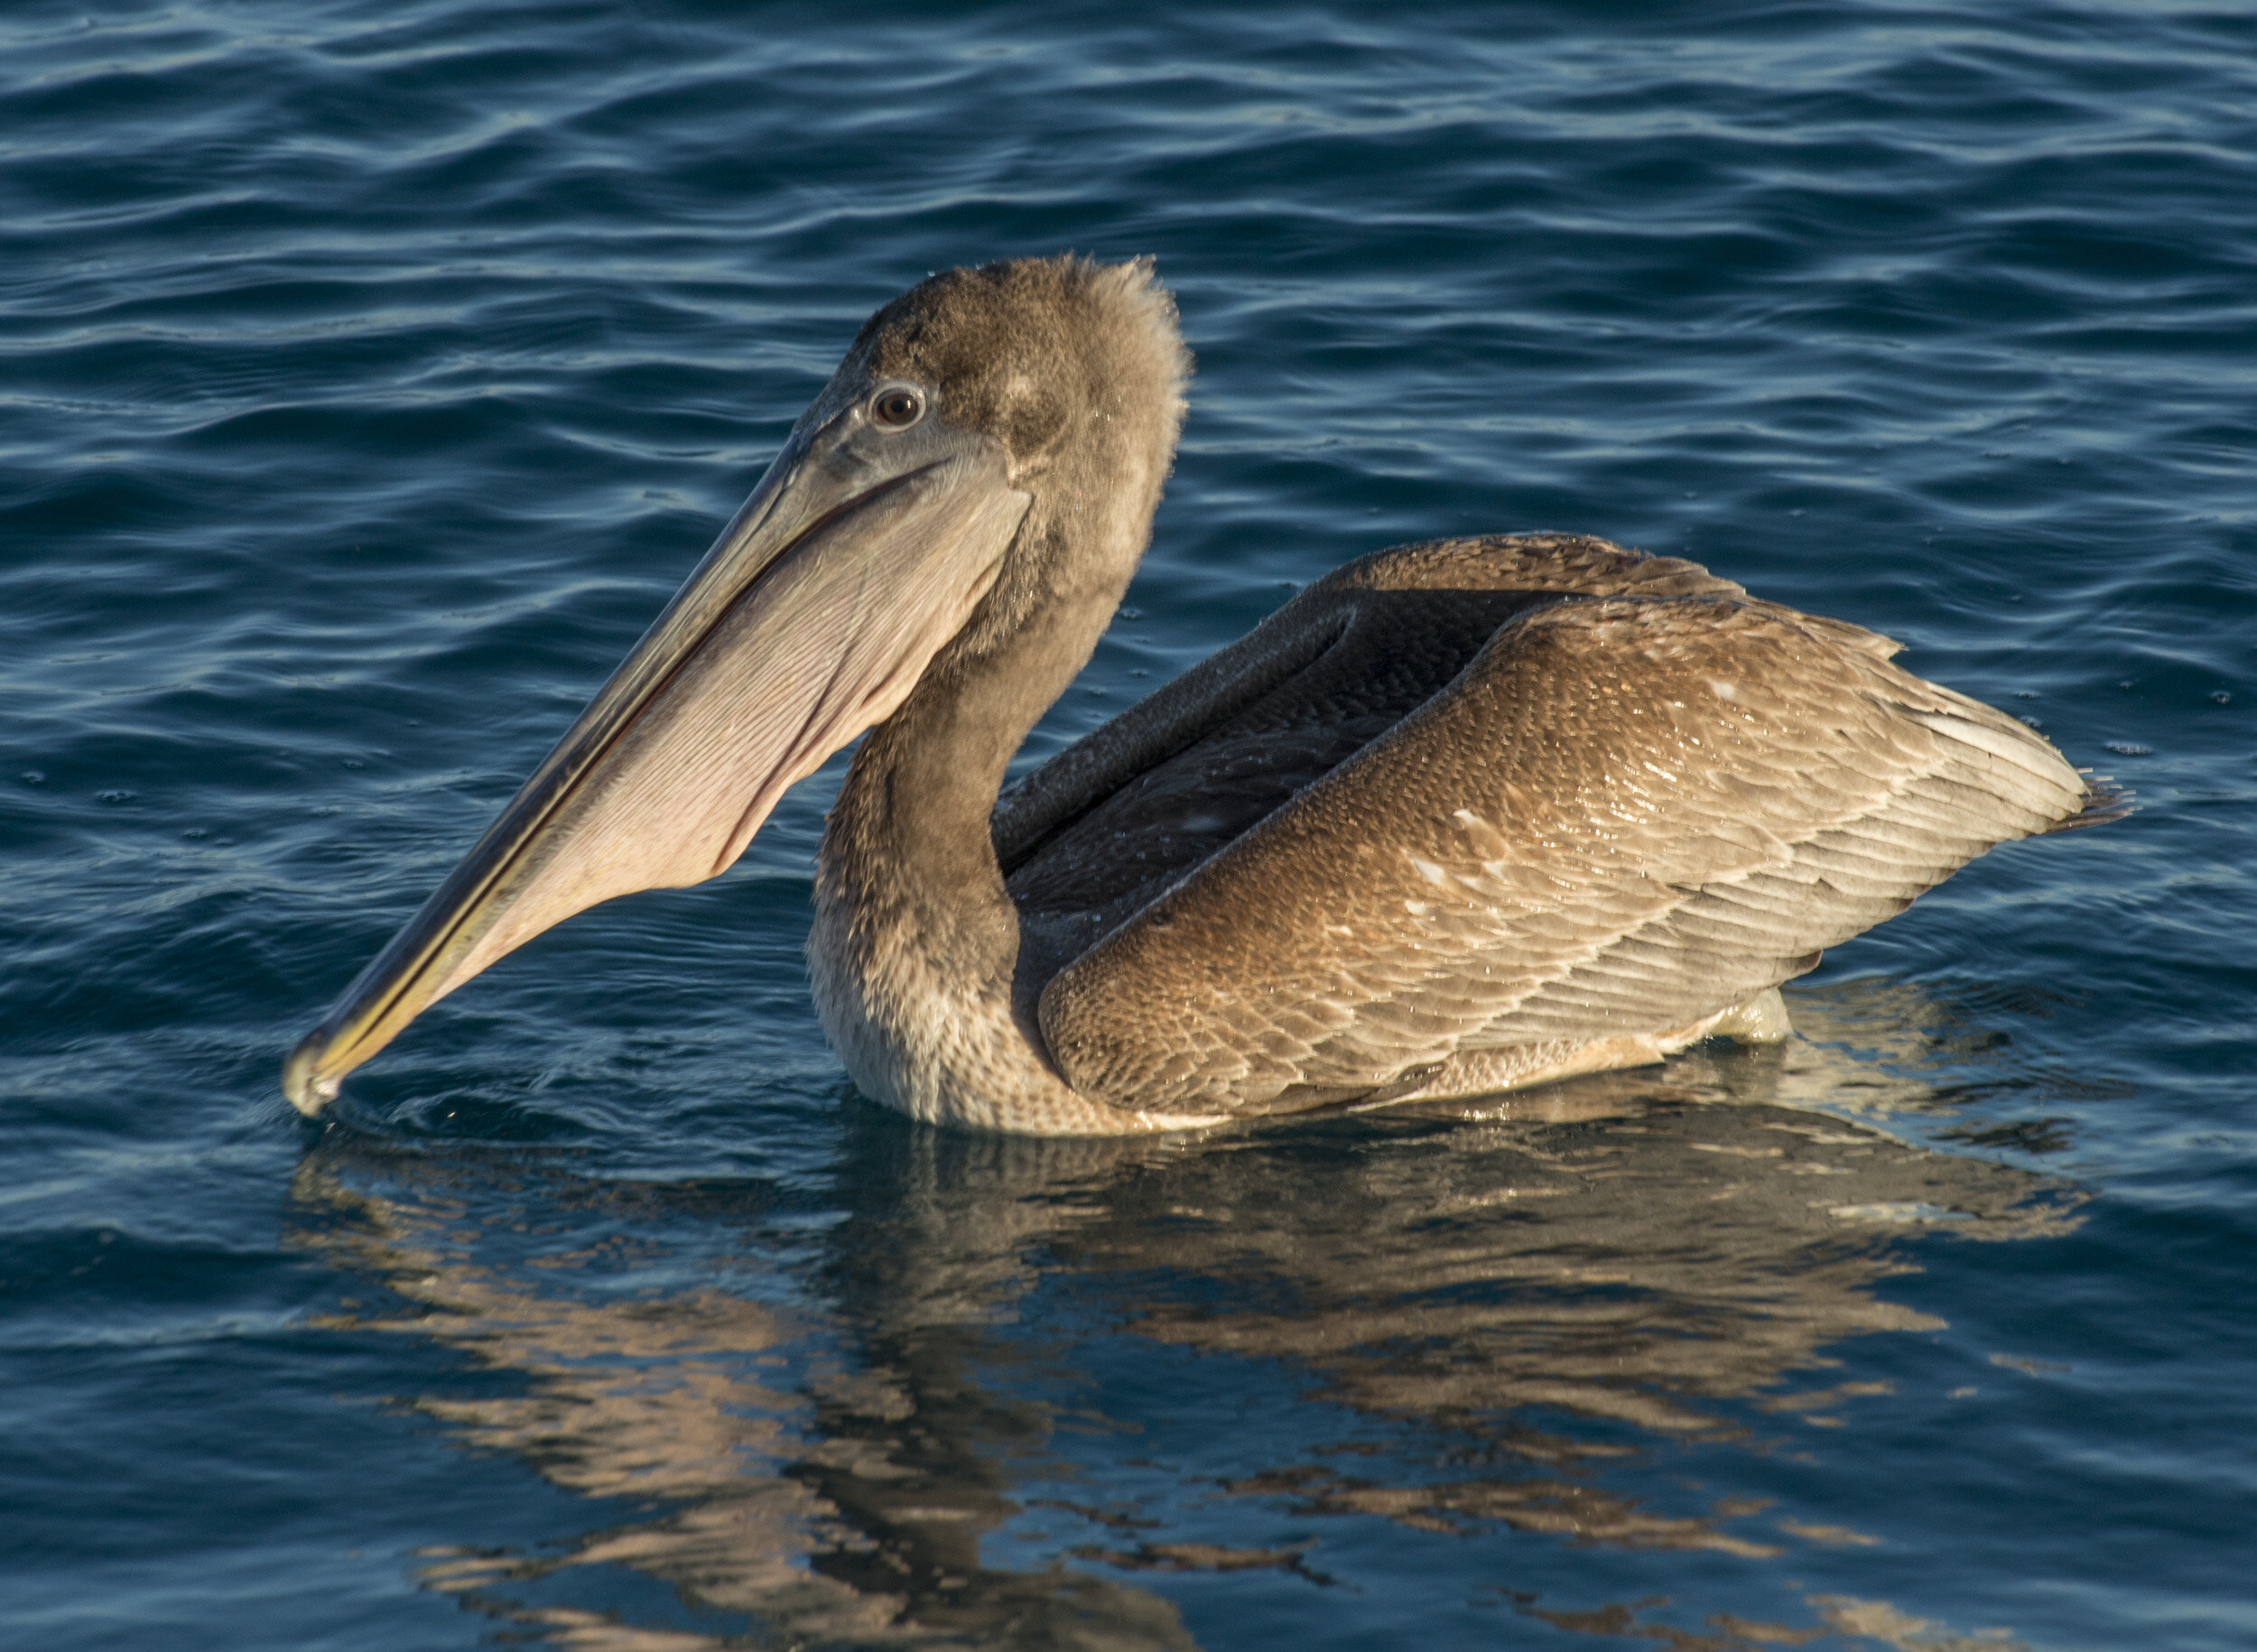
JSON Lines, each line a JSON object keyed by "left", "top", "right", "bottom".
{"left": 4, "top": 3, "right": 2253, "bottom": 1647}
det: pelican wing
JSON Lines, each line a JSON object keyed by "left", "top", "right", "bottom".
{"left": 1027, "top": 538, "right": 2093, "bottom": 1118}
{"left": 997, "top": 535, "right": 1754, "bottom": 871}
{"left": 999, "top": 536, "right": 1756, "bottom": 970}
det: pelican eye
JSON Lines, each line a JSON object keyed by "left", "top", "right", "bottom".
{"left": 868, "top": 385, "right": 926, "bottom": 430}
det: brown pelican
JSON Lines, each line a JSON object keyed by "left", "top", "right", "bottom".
{"left": 283, "top": 255, "right": 2120, "bottom": 1135}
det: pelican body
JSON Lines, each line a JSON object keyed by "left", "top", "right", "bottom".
{"left": 284, "top": 257, "right": 2118, "bottom": 1135}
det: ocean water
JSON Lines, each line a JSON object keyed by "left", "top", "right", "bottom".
{"left": 3, "top": 1, "right": 2253, "bottom": 1646}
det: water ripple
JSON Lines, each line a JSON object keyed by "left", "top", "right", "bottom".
{"left": 3, "top": 2, "right": 2254, "bottom": 1647}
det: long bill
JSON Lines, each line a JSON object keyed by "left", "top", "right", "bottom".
{"left": 283, "top": 424, "right": 1031, "bottom": 1116}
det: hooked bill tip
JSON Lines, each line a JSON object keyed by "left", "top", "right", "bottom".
{"left": 282, "top": 1028, "right": 339, "bottom": 1118}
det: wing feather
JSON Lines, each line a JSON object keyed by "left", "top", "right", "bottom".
{"left": 995, "top": 534, "right": 1751, "bottom": 877}
{"left": 1036, "top": 576, "right": 2091, "bottom": 1118}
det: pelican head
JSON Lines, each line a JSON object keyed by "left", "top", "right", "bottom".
{"left": 285, "top": 255, "right": 1190, "bottom": 1115}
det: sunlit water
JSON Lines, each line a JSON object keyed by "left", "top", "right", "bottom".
{"left": 4, "top": 3, "right": 2253, "bottom": 1647}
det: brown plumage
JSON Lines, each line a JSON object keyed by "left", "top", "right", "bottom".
{"left": 284, "top": 255, "right": 2122, "bottom": 1134}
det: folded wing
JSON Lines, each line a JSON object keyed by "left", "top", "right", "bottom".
{"left": 1027, "top": 538, "right": 2097, "bottom": 1118}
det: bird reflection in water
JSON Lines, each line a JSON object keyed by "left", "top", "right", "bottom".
{"left": 287, "top": 983, "right": 2087, "bottom": 1651}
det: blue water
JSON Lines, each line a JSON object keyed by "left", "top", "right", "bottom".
{"left": 4, "top": 2, "right": 2253, "bottom": 1646}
